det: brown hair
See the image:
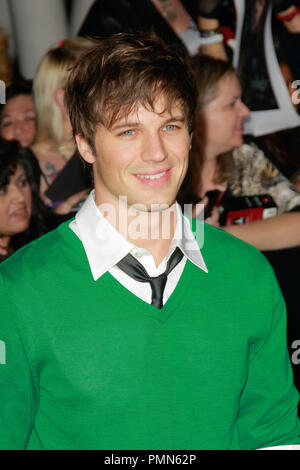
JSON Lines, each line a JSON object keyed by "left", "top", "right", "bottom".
{"left": 180, "top": 55, "right": 236, "bottom": 203}
{"left": 0, "top": 30, "right": 13, "bottom": 85}
{"left": 64, "top": 32, "right": 197, "bottom": 152}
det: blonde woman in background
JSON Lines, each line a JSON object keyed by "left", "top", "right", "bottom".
{"left": 31, "top": 37, "right": 96, "bottom": 213}
{"left": 181, "top": 55, "right": 300, "bottom": 251}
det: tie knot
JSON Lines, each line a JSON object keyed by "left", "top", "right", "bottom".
{"left": 116, "top": 247, "right": 184, "bottom": 309}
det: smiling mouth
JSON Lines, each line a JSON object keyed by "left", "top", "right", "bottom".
{"left": 136, "top": 170, "right": 167, "bottom": 180}
{"left": 134, "top": 169, "right": 171, "bottom": 187}
{"left": 11, "top": 207, "right": 29, "bottom": 218}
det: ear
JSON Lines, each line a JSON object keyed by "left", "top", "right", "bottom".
{"left": 54, "top": 88, "right": 66, "bottom": 112}
{"left": 75, "top": 134, "right": 96, "bottom": 164}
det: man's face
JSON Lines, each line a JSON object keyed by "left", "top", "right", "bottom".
{"left": 78, "top": 95, "right": 191, "bottom": 211}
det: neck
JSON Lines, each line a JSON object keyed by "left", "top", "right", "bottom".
{"left": 57, "top": 125, "right": 76, "bottom": 160}
{"left": 96, "top": 195, "right": 177, "bottom": 267}
{"left": 58, "top": 113, "right": 75, "bottom": 147}
{"left": 59, "top": 129, "right": 74, "bottom": 148}
{"left": 128, "top": 207, "right": 177, "bottom": 267}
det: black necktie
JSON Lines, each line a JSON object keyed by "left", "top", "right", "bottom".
{"left": 116, "top": 247, "right": 184, "bottom": 309}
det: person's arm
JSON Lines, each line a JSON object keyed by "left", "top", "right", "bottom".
{"left": 53, "top": 189, "right": 89, "bottom": 215}
{"left": 238, "top": 262, "right": 300, "bottom": 449}
{"left": 275, "top": 2, "right": 300, "bottom": 33}
{"left": 197, "top": 16, "right": 227, "bottom": 59}
{"left": 223, "top": 212, "right": 300, "bottom": 251}
{"left": 0, "top": 273, "right": 37, "bottom": 449}
{"left": 196, "top": 0, "right": 227, "bottom": 59}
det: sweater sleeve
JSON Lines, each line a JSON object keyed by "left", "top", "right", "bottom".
{"left": 238, "top": 265, "right": 300, "bottom": 449}
{"left": 0, "top": 273, "right": 38, "bottom": 450}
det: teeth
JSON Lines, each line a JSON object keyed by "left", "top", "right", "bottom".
{"left": 13, "top": 208, "right": 27, "bottom": 215}
{"left": 138, "top": 171, "right": 166, "bottom": 180}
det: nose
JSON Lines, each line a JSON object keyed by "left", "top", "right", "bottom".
{"left": 239, "top": 100, "right": 250, "bottom": 118}
{"left": 13, "top": 121, "right": 27, "bottom": 138}
{"left": 141, "top": 131, "right": 168, "bottom": 162}
{"left": 9, "top": 184, "right": 26, "bottom": 203}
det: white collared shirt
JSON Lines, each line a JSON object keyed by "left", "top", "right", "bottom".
{"left": 69, "top": 191, "right": 207, "bottom": 305}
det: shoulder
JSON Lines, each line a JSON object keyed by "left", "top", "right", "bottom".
{"left": 206, "top": 222, "right": 266, "bottom": 262}
{"left": 186, "top": 215, "right": 272, "bottom": 274}
{"left": 184, "top": 218, "right": 280, "bottom": 336}
{"left": 0, "top": 220, "right": 80, "bottom": 284}
{"left": 233, "top": 142, "right": 266, "bottom": 164}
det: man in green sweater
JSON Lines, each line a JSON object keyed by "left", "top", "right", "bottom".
{"left": 0, "top": 32, "right": 300, "bottom": 450}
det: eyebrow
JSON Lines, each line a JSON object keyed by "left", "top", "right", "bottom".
{"left": 111, "top": 115, "right": 186, "bottom": 131}
{"left": 14, "top": 170, "right": 27, "bottom": 181}
{"left": 1, "top": 109, "right": 35, "bottom": 119}
{"left": 224, "top": 95, "right": 241, "bottom": 104}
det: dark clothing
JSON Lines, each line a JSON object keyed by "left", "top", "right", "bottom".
{"left": 79, "top": 0, "right": 198, "bottom": 50}
{"left": 263, "top": 247, "right": 300, "bottom": 416}
{"left": 26, "top": 148, "right": 41, "bottom": 189}
{"left": 197, "top": 1, "right": 300, "bottom": 19}
{"left": 44, "top": 152, "right": 91, "bottom": 204}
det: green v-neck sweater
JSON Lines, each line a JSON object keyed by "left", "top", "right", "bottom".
{"left": 0, "top": 219, "right": 300, "bottom": 450}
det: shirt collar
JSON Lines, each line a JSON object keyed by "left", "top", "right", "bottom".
{"left": 70, "top": 191, "right": 208, "bottom": 280}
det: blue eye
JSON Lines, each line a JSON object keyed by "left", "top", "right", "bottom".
{"left": 164, "top": 124, "right": 176, "bottom": 131}
{"left": 122, "top": 129, "right": 135, "bottom": 136}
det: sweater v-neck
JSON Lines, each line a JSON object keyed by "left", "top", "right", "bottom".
{"left": 99, "top": 258, "right": 198, "bottom": 324}
{"left": 58, "top": 220, "right": 201, "bottom": 324}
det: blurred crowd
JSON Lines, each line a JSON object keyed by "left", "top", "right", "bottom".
{"left": 0, "top": 0, "right": 300, "bottom": 404}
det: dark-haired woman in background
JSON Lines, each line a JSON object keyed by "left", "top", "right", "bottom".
{"left": 0, "top": 79, "right": 41, "bottom": 190}
{"left": 0, "top": 79, "right": 36, "bottom": 148}
{"left": 0, "top": 139, "right": 61, "bottom": 262}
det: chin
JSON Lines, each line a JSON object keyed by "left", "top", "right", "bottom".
{"left": 129, "top": 201, "right": 173, "bottom": 213}
{"left": 234, "top": 134, "right": 245, "bottom": 147}
{"left": 15, "top": 221, "right": 30, "bottom": 233}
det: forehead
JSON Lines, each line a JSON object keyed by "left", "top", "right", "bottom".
{"left": 12, "top": 164, "right": 26, "bottom": 178}
{"left": 0, "top": 164, "right": 25, "bottom": 190}
{"left": 214, "top": 73, "right": 241, "bottom": 102}
{"left": 2, "top": 95, "right": 35, "bottom": 116}
{"left": 8, "top": 164, "right": 26, "bottom": 183}
{"left": 109, "top": 95, "right": 186, "bottom": 127}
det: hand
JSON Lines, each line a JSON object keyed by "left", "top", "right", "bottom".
{"left": 191, "top": 197, "right": 220, "bottom": 227}
{"left": 53, "top": 190, "right": 89, "bottom": 215}
{"left": 0, "top": 236, "right": 10, "bottom": 256}
{"left": 205, "top": 206, "right": 220, "bottom": 227}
